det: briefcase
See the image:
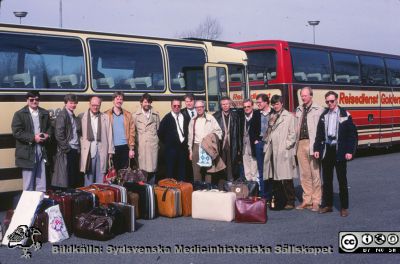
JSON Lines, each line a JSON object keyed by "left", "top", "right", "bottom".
{"left": 111, "top": 202, "right": 136, "bottom": 232}
{"left": 124, "top": 182, "right": 156, "bottom": 220}
{"left": 158, "top": 178, "right": 192, "bottom": 216}
{"left": 154, "top": 186, "right": 182, "bottom": 218}
{"left": 235, "top": 197, "right": 267, "bottom": 224}
{"left": 192, "top": 190, "right": 236, "bottom": 222}
{"left": 31, "top": 198, "right": 59, "bottom": 243}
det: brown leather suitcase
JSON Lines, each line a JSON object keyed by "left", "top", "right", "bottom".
{"left": 47, "top": 191, "right": 74, "bottom": 235}
{"left": 154, "top": 186, "right": 182, "bottom": 218}
{"left": 235, "top": 197, "right": 267, "bottom": 224}
{"left": 32, "top": 212, "right": 48, "bottom": 243}
{"left": 127, "top": 191, "right": 140, "bottom": 219}
{"left": 78, "top": 185, "right": 115, "bottom": 206}
{"left": 158, "top": 178, "right": 193, "bottom": 216}
{"left": 93, "top": 184, "right": 121, "bottom": 202}
{"left": 124, "top": 182, "right": 156, "bottom": 220}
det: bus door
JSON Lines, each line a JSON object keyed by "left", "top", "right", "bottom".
{"left": 380, "top": 88, "right": 395, "bottom": 145}
{"left": 205, "top": 63, "right": 229, "bottom": 112}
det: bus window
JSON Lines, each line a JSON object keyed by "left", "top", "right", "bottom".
{"left": 228, "top": 64, "right": 246, "bottom": 107}
{"left": 332, "top": 52, "right": 361, "bottom": 84}
{"left": 291, "top": 48, "right": 331, "bottom": 83}
{"left": 0, "top": 33, "right": 85, "bottom": 90}
{"left": 246, "top": 50, "right": 277, "bottom": 81}
{"left": 89, "top": 40, "right": 164, "bottom": 91}
{"left": 385, "top": 58, "right": 400, "bottom": 87}
{"left": 360, "top": 55, "right": 386, "bottom": 86}
{"left": 167, "top": 46, "right": 206, "bottom": 92}
{"left": 206, "top": 66, "right": 228, "bottom": 112}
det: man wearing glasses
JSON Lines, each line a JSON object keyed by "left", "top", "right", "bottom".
{"left": 158, "top": 98, "right": 190, "bottom": 181}
{"left": 242, "top": 99, "right": 258, "bottom": 182}
{"left": 188, "top": 100, "right": 222, "bottom": 183}
{"left": 11, "top": 91, "right": 52, "bottom": 191}
{"left": 314, "top": 91, "right": 357, "bottom": 217}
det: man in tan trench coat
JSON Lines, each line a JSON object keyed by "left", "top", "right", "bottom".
{"left": 263, "top": 95, "right": 298, "bottom": 209}
{"left": 133, "top": 93, "right": 160, "bottom": 184}
{"left": 80, "top": 96, "right": 114, "bottom": 186}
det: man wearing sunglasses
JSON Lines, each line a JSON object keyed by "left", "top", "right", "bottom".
{"left": 314, "top": 91, "right": 358, "bottom": 217}
{"left": 158, "top": 98, "right": 190, "bottom": 181}
{"left": 11, "top": 91, "right": 52, "bottom": 191}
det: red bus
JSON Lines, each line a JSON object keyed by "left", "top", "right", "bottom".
{"left": 229, "top": 40, "right": 400, "bottom": 148}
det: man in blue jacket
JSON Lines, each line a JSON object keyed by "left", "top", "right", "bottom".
{"left": 314, "top": 91, "right": 357, "bottom": 217}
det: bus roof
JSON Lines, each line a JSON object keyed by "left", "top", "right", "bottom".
{"left": 0, "top": 23, "right": 206, "bottom": 45}
{"left": 230, "top": 40, "right": 400, "bottom": 59}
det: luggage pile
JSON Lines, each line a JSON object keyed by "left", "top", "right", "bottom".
{"left": 1, "top": 178, "right": 268, "bottom": 244}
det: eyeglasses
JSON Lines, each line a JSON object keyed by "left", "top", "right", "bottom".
{"left": 195, "top": 106, "right": 205, "bottom": 109}
{"left": 325, "top": 100, "right": 336, "bottom": 104}
{"left": 28, "top": 98, "right": 40, "bottom": 102}
{"left": 243, "top": 105, "right": 252, "bottom": 109}
{"left": 172, "top": 105, "right": 181, "bottom": 108}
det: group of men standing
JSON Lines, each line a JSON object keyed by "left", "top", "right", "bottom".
{"left": 12, "top": 87, "right": 357, "bottom": 217}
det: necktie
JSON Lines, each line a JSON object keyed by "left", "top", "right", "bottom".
{"left": 190, "top": 110, "right": 194, "bottom": 118}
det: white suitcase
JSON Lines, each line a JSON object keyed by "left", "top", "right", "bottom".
{"left": 192, "top": 190, "right": 236, "bottom": 222}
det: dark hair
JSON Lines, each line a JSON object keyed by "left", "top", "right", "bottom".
{"left": 219, "top": 96, "right": 231, "bottom": 103}
{"left": 301, "top": 86, "right": 313, "bottom": 96}
{"left": 26, "top": 91, "right": 40, "bottom": 99}
{"left": 64, "top": 94, "right": 78, "bottom": 104}
{"left": 243, "top": 98, "right": 254, "bottom": 106}
{"left": 89, "top": 95, "right": 102, "bottom": 103}
{"left": 112, "top": 91, "right": 125, "bottom": 100}
{"left": 256, "top": 93, "right": 269, "bottom": 104}
{"left": 270, "top": 94, "right": 283, "bottom": 105}
{"left": 325, "top": 91, "right": 338, "bottom": 99}
{"left": 171, "top": 97, "right": 181, "bottom": 105}
{"left": 140, "top": 93, "right": 152, "bottom": 103}
{"left": 183, "top": 93, "right": 195, "bottom": 101}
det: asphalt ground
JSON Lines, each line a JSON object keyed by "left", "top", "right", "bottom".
{"left": 0, "top": 150, "right": 400, "bottom": 264}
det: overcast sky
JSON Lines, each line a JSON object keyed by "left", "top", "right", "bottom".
{"left": 1, "top": 0, "right": 399, "bottom": 55}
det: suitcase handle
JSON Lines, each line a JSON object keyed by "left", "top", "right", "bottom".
{"left": 161, "top": 187, "right": 170, "bottom": 202}
{"left": 159, "top": 178, "right": 178, "bottom": 185}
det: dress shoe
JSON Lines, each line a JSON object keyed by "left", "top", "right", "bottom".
{"left": 295, "top": 203, "right": 312, "bottom": 210}
{"left": 311, "top": 204, "right": 320, "bottom": 212}
{"left": 340, "top": 209, "right": 349, "bottom": 217}
{"left": 318, "top": 206, "right": 333, "bottom": 214}
{"left": 284, "top": 204, "right": 295, "bottom": 210}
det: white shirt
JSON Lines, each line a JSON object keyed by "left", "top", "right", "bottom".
{"left": 245, "top": 112, "right": 253, "bottom": 122}
{"left": 90, "top": 112, "right": 99, "bottom": 158}
{"left": 187, "top": 108, "right": 196, "bottom": 119}
{"left": 29, "top": 107, "right": 39, "bottom": 118}
{"left": 171, "top": 111, "right": 185, "bottom": 143}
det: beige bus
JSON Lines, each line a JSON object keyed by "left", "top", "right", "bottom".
{"left": 0, "top": 24, "right": 248, "bottom": 198}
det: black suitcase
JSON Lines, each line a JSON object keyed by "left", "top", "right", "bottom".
{"left": 124, "top": 182, "right": 156, "bottom": 220}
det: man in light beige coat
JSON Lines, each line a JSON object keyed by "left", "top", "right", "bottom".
{"left": 188, "top": 100, "right": 222, "bottom": 183}
{"left": 263, "top": 95, "right": 297, "bottom": 209}
{"left": 80, "top": 96, "right": 114, "bottom": 186}
{"left": 132, "top": 93, "right": 160, "bottom": 183}
{"left": 295, "top": 87, "right": 324, "bottom": 212}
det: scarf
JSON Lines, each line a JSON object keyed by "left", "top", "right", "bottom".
{"left": 263, "top": 109, "right": 282, "bottom": 142}
{"left": 87, "top": 109, "right": 101, "bottom": 142}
